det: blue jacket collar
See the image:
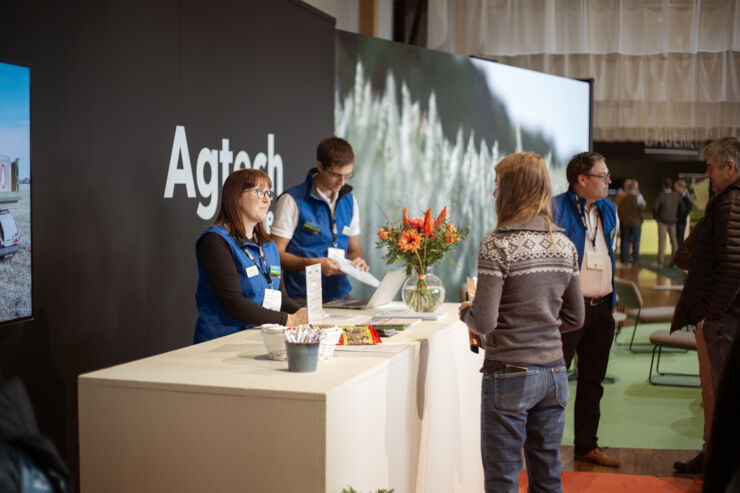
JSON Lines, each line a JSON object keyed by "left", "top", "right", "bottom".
{"left": 304, "top": 168, "right": 353, "bottom": 201}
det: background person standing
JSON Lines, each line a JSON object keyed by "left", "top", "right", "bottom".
{"left": 674, "top": 179, "right": 693, "bottom": 244}
{"left": 617, "top": 180, "right": 645, "bottom": 266}
{"left": 653, "top": 177, "right": 685, "bottom": 267}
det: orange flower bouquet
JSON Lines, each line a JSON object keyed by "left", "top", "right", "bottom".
{"left": 376, "top": 207, "right": 469, "bottom": 312}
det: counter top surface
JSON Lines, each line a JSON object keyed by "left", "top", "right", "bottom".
{"left": 79, "top": 302, "right": 464, "bottom": 398}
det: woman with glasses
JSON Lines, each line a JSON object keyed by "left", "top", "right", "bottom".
{"left": 194, "top": 169, "right": 307, "bottom": 343}
{"left": 459, "top": 152, "right": 584, "bottom": 493}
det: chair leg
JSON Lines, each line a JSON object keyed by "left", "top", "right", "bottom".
{"left": 648, "top": 344, "right": 699, "bottom": 387}
{"left": 628, "top": 320, "right": 653, "bottom": 353}
{"left": 649, "top": 345, "right": 659, "bottom": 385}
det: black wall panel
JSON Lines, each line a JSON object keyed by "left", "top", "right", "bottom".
{"left": 0, "top": 0, "right": 334, "bottom": 483}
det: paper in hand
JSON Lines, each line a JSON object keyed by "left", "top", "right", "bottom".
{"left": 333, "top": 256, "right": 380, "bottom": 288}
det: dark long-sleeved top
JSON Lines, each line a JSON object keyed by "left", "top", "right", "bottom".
{"left": 460, "top": 216, "right": 585, "bottom": 369}
{"left": 197, "top": 233, "right": 301, "bottom": 326}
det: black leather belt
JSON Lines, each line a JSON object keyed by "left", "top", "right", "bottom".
{"left": 584, "top": 294, "right": 609, "bottom": 306}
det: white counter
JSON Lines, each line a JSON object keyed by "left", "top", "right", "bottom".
{"left": 78, "top": 303, "right": 485, "bottom": 493}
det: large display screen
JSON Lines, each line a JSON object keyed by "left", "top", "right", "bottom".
{"left": 0, "top": 60, "right": 31, "bottom": 325}
{"left": 336, "top": 32, "right": 591, "bottom": 299}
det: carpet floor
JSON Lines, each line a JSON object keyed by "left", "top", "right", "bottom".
{"left": 562, "top": 322, "right": 702, "bottom": 451}
{"left": 518, "top": 470, "right": 703, "bottom": 492}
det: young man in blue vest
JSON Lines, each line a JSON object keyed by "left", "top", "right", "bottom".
{"left": 271, "top": 137, "right": 369, "bottom": 302}
{"left": 552, "top": 151, "right": 621, "bottom": 467}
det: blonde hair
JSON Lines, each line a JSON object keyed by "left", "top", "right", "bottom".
{"left": 494, "top": 152, "right": 554, "bottom": 235}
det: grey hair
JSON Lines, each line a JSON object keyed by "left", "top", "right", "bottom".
{"left": 704, "top": 137, "right": 740, "bottom": 167}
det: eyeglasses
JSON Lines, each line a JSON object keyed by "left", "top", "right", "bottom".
{"left": 585, "top": 172, "right": 611, "bottom": 182}
{"left": 246, "top": 188, "right": 275, "bottom": 200}
{"left": 325, "top": 169, "right": 354, "bottom": 180}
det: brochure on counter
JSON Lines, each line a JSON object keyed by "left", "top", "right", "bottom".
{"left": 371, "top": 311, "right": 447, "bottom": 321}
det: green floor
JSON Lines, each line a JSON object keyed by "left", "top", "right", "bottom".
{"left": 562, "top": 322, "right": 703, "bottom": 451}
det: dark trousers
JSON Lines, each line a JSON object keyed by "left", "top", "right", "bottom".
{"left": 676, "top": 221, "right": 687, "bottom": 245}
{"left": 561, "top": 298, "right": 615, "bottom": 456}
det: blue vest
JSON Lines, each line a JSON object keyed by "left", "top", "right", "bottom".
{"left": 194, "top": 226, "right": 282, "bottom": 344}
{"left": 282, "top": 170, "right": 354, "bottom": 301}
{"left": 552, "top": 189, "right": 617, "bottom": 309}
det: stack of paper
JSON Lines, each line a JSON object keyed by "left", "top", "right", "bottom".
{"left": 373, "top": 311, "right": 447, "bottom": 321}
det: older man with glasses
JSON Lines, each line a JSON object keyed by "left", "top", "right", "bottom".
{"left": 271, "top": 137, "right": 369, "bottom": 302}
{"left": 552, "top": 151, "right": 622, "bottom": 467}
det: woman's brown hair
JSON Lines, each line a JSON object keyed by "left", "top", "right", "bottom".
{"left": 215, "top": 169, "right": 272, "bottom": 243}
{"left": 494, "top": 152, "right": 554, "bottom": 235}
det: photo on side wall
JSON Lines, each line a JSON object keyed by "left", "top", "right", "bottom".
{"left": 0, "top": 60, "right": 32, "bottom": 325}
{"left": 335, "top": 31, "right": 591, "bottom": 299}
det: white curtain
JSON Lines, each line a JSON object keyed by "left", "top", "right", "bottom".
{"left": 428, "top": 0, "right": 740, "bottom": 142}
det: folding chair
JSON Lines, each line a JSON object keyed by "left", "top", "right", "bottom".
{"left": 613, "top": 277, "right": 677, "bottom": 353}
{"left": 648, "top": 329, "right": 700, "bottom": 387}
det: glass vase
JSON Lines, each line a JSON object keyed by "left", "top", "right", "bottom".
{"left": 401, "top": 268, "right": 445, "bottom": 312}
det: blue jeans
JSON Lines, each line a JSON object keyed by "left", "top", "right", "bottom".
{"left": 620, "top": 224, "right": 642, "bottom": 263}
{"left": 481, "top": 364, "right": 569, "bottom": 493}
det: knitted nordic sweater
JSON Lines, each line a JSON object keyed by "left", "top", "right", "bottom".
{"left": 461, "top": 216, "right": 585, "bottom": 368}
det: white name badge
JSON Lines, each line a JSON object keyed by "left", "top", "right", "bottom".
{"left": 327, "top": 247, "right": 346, "bottom": 261}
{"left": 341, "top": 225, "right": 352, "bottom": 236}
{"left": 586, "top": 256, "right": 607, "bottom": 271}
{"left": 262, "top": 288, "right": 282, "bottom": 311}
{"left": 245, "top": 265, "right": 259, "bottom": 278}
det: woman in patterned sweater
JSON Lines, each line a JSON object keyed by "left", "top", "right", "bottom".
{"left": 459, "top": 152, "right": 585, "bottom": 493}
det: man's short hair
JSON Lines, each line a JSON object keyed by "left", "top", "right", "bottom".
{"left": 662, "top": 177, "right": 673, "bottom": 189}
{"left": 566, "top": 152, "right": 605, "bottom": 186}
{"left": 317, "top": 137, "right": 354, "bottom": 169}
{"left": 704, "top": 137, "right": 740, "bottom": 168}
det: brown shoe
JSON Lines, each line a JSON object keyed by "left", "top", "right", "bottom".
{"left": 574, "top": 447, "right": 621, "bottom": 467}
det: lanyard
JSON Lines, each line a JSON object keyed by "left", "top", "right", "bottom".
{"left": 238, "top": 238, "right": 273, "bottom": 286}
{"left": 573, "top": 194, "right": 599, "bottom": 248}
{"left": 330, "top": 215, "right": 338, "bottom": 248}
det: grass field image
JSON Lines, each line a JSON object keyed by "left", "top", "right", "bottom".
{"left": 335, "top": 33, "right": 591, "bottom": 300}
{"left": 0, "top": 183, "right": 31, "bottom": 322}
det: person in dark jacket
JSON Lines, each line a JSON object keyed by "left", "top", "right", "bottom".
{"left": 670, "top": 217, "right": 714, "bottom": 474}
{"left": 673, "top": 136, "right": 740, "bottom": 474}
{"left": 0, "top": 377, "right": 71, "bottom": 493}
{"left": 703, "top": 334, "right": 740, "bottom": 492}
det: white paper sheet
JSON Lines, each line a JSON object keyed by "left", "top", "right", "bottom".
{"left": 333, "top": 256, "right": 381, "bottom": 287}
{"left": 373, "top": 311, "right": 447, "bottom": 321}
{"left": 305, "top": 263, "right": 323, "bottom": 324}
{"left": 333, "top": 344, "right": 410, "bottom": 353}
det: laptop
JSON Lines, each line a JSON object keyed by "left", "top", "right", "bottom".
{"left": 324, "top": 268, "right": 406, "bottom": 309}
